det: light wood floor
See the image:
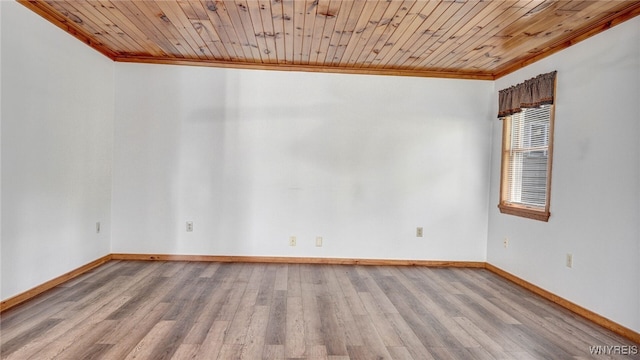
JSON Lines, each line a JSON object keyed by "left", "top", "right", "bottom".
{"left": 1, "top": 261, "right": 638, "bottom": 360}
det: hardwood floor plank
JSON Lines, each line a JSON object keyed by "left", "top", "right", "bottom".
{"left": 148, "top": 289, "right": 213, "bottom": 359}
{"left": 316, "top": 295, "right": 348, "bottom": 356}
{"left": 300, "top": 266, "right": 323, "bottom": 346}
{"left": 465, "top": 346, "right": 505, "bottom": 360}
{"left": 504, "top": 351, "right": 542, "bottom": 360}
{"left": 6, "top": 272, "right": 146, "bottom": 359}
{"left": 344, "top": 267, "right": 367, "bottom": 292}
{"left": 0, "top": 288, "right": 69, "bottom": 332}
{"left": 98, "top": 302, "right": 172, "bottom": 359}
{"left": 2, "top": 261, "right": 122, "bottom": 335}
{"left": 262, "top": 344, "right": 285, "bottom": 359}
{"left": 453, "top": 316, "right": 505, "bottom": 358}
{"left": 265, "top": 290, "right": 287, "bottom": 345}
{"left": 158, "top": 261, "right": 189, "bottom": 278}
{"left": 390, "top": 267, "right": 480, "bottom": 349}
{"left": 352, "top": 314, "right": 394, "bottom": 359}
{"left": 365, "top": 311, "right": 404, "bottom": 347}
{"left": 286, "top": 264, "right": 302, "bottom": 298}
{"left": 198, "top": 262, "right": 221, "bottom": 278}
{"left": 357, "top": 291, "right": 382, "bottom": 315}
{"left": 428, "top": 346, "right": 475, "bottom": 360}
{"left": 386, "top": 346, "right": 414, "bottom": 360}
{"left": 307, "top": 344, "right": 328, "bottom": 360}
{"left": 171, "top": 343, "right": 200, "bottom": 360}
{"left": 375, "top": 271, "right": 457, "bottom": 349}
{"left": 216, "top": 344, "right": 242, "bottom": 359}
{"left": 274, "top": 264, "right": 289, "bottom": 291}
{"left": 2, "top": 261, "right": 637, "bottom": 360}
{"left": 25, "top": 298, "right": 124, "bottom": 359}
{"left": 0, "top": 318, "right": 63, "bottom": 358}
{"left": 257, "top": 265, "right": 277, "bottom": 306}
{"left": 193, "top": 320, "right": 228, "bottom": 360}
{"left": 333, "top": 266, "right": 367, "bottom": 316}
{"left": 106, "top": 276, "right": 168, "bottom": 320}
{"left": 43, "top": 320, "right": 116, "bottom": 360}
{"left": 216, "top": 266, "right": 250, "bottom": 321}
{"left": 223, "top": 289, "right": 258, "bottom": 345}
{"left": 383, "top": 313, "right": 436, "bottom": 360}
{"left": 74, "top": 343, "right": 114, "bottom": 360}
{"left": 285, "top": 296, "right": 305, "bottom": 358}
{"left": 357, "top": 268, "right": 399, "bottom": 315}
{"left": 450, "top": 271, "right": 521, "bottom": 325}
{"left": 452, "top": 293, "right": 531, "bottom": 353}
{"left": 247, "top": 263, "right": 267, "bottom": 291}
{"left": 490, "top": 293, "right": 600, "bottom": 353}
{"left": 323, "top": 266, "right": 363, "bottom": 347}
{"left": 123, "top": 320, "right": 176, "bottom": 359}
{"left": 239, "top": 305, "right": 270, "bottom": 359}
{"left": 182, "top": 281, "right": 229, "bottom": 345}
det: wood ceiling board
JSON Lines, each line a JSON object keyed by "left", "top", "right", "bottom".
{"left": 440, "top": 0, "right": 543, "bottom": 71}
{"left": 281, "top": 0, "right": 296, "bottom": 63}
{"left": 87, "top": 0, "right": 168, "bottom": 57}
{"left": 17, "top": 0, "right": 640, "bottom": 80}
{"left": 328, "top": 0, "right": 365, "bottom": 66}
{"left": 219, "top": 0, "right": 258, "bottom": 61}
{"left": 397, "top": 0, "right": 476, "bottom": 69}
{"left": 417, "top": 1, "right": 503, "bottom": 68}
{"left": 404, "top": 0, "right": 490, "bottom": 70}
{"left": 493, "top": 1, "right": 640, "bottom": 78}
{"left": 339, "top": 1, "right": 386, "bottom": 66}
{"left": 358, "top": 0, "right": 415, "bottom": 68}
{"left": 370, "top": 1, "right": 437, "bottom": 69}
{"left": 183, "top": 1, "right": 235, "bottom": 61}
{"left": 60, "top": 1, "right": 136, "bottom": 55}
{"left": 267, "top": 0, "right": 287, "bottom": 63}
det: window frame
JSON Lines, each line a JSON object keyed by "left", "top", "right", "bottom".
{"left": 498, "top": 105, "right": 556, "bottom": 222}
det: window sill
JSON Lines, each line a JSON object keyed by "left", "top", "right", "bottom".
{"left": 498, "top": 203, "right": 550, "bottom": 222}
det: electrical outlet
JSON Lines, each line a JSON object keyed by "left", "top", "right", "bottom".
{"left": 289, "top": 236, "right": 296, "bottom": 246}
{"left": 186, "top": 221, "right": 193, "bottom": 232}
{"left": 316, "top": 236, "right": 323, "bottom": 247}
{"left": 503, "top": 237, "right": 509, "bottom": 248}
{"left": 416, "top": 227, "right": 423, "bottom": 237}
{"left": 96, "top": 222, "right": 101, "bottom": 234}
{"left": 566, "top": 253, "right": 573, "bottom": 268}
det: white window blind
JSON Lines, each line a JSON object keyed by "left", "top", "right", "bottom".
{"left": 505, "top": 105, "right": 551, "bottom": 208}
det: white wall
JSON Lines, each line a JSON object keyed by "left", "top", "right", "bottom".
{"left": 112, "top": 65, "right": 493, "bottom": 260}
{"left": 487, "top": 17, "right": 640, "bottom": 332}
{"left": 1, "top": 2, "right": 114, "bottom": 300}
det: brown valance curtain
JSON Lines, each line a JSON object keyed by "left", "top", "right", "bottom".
{"left": 498, "top": 71, "right": 557, "bottom": 118}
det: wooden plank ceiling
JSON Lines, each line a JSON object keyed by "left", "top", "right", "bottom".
{"left": 19, "top": 0, "right": 640, "bottom": 79}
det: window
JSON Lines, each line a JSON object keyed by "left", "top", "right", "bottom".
{"left": 497, "top": 71, "right": 556, "bottom": 222}
{"left": 499, "top": 105, "right": 554, "bottom": 221}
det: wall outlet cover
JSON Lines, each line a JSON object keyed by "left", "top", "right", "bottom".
{"left": 566, "top": 253, "right": 573, "bottom": 268}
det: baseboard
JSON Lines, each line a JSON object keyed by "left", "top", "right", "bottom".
{"left": 485, "top": 263, "right": 640, "bottom": 344}
{"left": 0, "top": 254, "right": 113, "bottom": 313}
{"left": 110, "top": 253, "right": 486, "bottom": 268}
